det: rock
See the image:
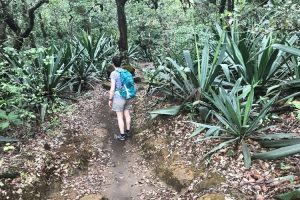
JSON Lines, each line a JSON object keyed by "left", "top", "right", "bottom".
{"left": 195, "top": 172, "right": 226, "bottom": 192}
{"left": 155, "top": 162, "right": 196, "bottom": 192}
{"left": 80, "top": 194, "right": 105, "bottom": 200}
{"left": 170, "top": 163, "right": 195, "bottom": 185}
{"left": 93, "top": 128, "right": 107, "bottom": 138}
{"left": 134, "top": 77, "right": 142, "bottom": 83}
{"left": 198, "top": 106, "right": 210, "bottom": 121}
{"left": 140, "top": 137, "right": 167, "bottom": 160}
{"left": 155, "top": 167, "right": 184, "bottom": 192}
{"left": 102, "top": 81, "right": 110, "bottom": 91}
{"left": 198, "top": 193, "right": 225, "bottom": 200}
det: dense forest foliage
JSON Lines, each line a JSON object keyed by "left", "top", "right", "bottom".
{"left": 1, "top": 0, "right": 300, "bottom": 199}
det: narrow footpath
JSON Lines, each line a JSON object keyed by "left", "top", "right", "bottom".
{"left": 46, "top": 86, "right": 175, "bottom": 200}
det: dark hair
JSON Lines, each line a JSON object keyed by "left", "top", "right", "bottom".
{"left": 112, "top": 56, "right": 122, "bottom": 67}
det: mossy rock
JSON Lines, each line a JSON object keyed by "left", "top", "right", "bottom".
{"left": 102, "top": 81, "right": 110, "bottom": 91}
{"left": 155, "top": 161, "right": 197, "bottom": 192}
{"left": 197, "top": 193, "right": 225, "bottom": 200}
{"left": 155, "top": 167, "right": 184, "bottom": 192}
{"left": 195, "top": 172, "right": 226, "bottom": 192}
{"left": 140, "top": 142, "right": 156, "bottom": 160}
{"left": 80, "top": 194, "right": 107, "bottom": 200}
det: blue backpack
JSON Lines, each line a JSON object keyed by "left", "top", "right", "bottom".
{"left": 117, "top": 69, "right": 136, "bottom": 99}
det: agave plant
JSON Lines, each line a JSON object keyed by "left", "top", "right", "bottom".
{"left": 75, "top": 31, "right": 116, "bottom": 64}
{"left": 36, "top": 45, "right": 79, "bottom": 97}
{"left": 190, "top": 80, "right": 300, "bottom": 168}
{"left": 216, "top": 22, "right": 298, "bottom": 88}
{"left": 148, "top": 35, "right": 228, "bottom": 118}
{"left": 69, "top": 59, "right": 99, "bottom": 93}
{"left": 266, "top": 43, "right": 300, "bottom": 100}
{"left": 71, "top": 32, "right": 116, "bottom": 92}
{"left": 272, "top": 44, "right": 300, "bottom": 80}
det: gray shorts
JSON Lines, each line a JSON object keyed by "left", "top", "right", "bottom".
{"left": 112, "top": 94, "right": 132, "bottom": 112}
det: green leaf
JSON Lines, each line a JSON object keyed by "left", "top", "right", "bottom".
{"left": 3, "top": 145, "right": 15, "bottom": 151}
{"left": 149, "top": 105, "right": 181, "bottom": 119}
{"left": 204, "top": 138, "right": 239, "bottom": 159}
{"left": 41, "top": 104, "right": 48, "bottom": 122}
{"left": 275, "top": 189, "right": 300, "bottom": 200}
{"left": 200, "top": 40, "right": 209, "bottom": 88}
{"left": 253, "top": 143, "right": 300, "bottom": 160}
{"left": 291, "top": 101, "right": 300, "bottom": 109}
{"left": 7, "top": 112, "right": 18, "bottom": 121}
{"left": 205, "top": 126, "right": 220, "bottom": 137}
{"left": 0, "top": 122, "right": 9, "bottom": 131}
{"left": 183, "top": 50, "right": 194, "bottom": 74}
{"left": 189, "top": 126, "right": 206, "bottom": 138}
{"left": 0, "top": 110, "right": 7, "bottom": 119}
{"left": 248, "top": 94, "right": 277, "bottom": 133}
{"left": 195, "top": 136, "right": 234, "bottom": 142}
{"left": 273, "top": 44, "right": 300, "bottom": 57}
{"left": 251, "top": 133, "right": 299, "bottom": 140}
{"left": 258, "top": 138, "right": 300, "bottom": 148}
{"left": 0, "top": 136, "right": 19, "bottom": 143}
{"left": 242, "top": 140, "right": 251, "bottom": 168}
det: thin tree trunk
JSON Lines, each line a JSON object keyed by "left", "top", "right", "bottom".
{"left": 0, "top": 0, "right": 49, "bottom": 50}
{"left": 29, "top": 34, "right": 36, "bottom": 48}
{"left": 209, "top": 0, "right": 217, "bottom": 4}
{"left": 0, "top": 21, "right": 7, "bottom": 45}
{"left": 115, "top": 0, "right": 128, "bottom": 61}
{"left": 39, "top": 13, "right": 47, "bottom": 39}
{"left": 228, "top": 0, "right": 234, "bottom": 12}
{"left": 219, "top": 0, "right": 226, "bottom": 13}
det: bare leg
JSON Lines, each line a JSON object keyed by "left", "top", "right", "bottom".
{"left": 116, "top": 111, "right": 125, "bottom": 134}
{"left": 124, "top": 109, "right": 131, "bottom": 131}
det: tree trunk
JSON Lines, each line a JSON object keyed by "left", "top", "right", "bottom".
{"left": 29, "top": 34, "right": 36, "bottom": 48}
{"left": 0, "top": 0, "right": 49, "bottom": 50}
{"left": 115, "top": 0, "right": 128, "bottom": 61}
{"left": 219, "top": 0, "right": 226, "bottom": 13}
{"left": 209, "top": 0, "right": 217, "bottom": 4}
{"left": 227, "top": 0, "right": 234, "bottom": 12}
{"left": 0, "top": 21, "right": 7, "bottom": 45}
{"left": 39, "top": 13, "right": 48, "bottom": 39}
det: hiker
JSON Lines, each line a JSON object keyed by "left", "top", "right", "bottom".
{"left": 108, "top": 56, "right": 136, "bottom": 141}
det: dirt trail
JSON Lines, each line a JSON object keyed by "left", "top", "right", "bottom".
{"left": 46, "top": 87, "right": 175, "bottom": 200}
{"left": 99, "top": 102, "right": 163, "bottom": 200}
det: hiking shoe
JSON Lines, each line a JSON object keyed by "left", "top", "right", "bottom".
{"left": 115, "top": 134, "right": 126, "bottom": 141}
{"left": 125, "top": 130, "right": 131, "bottom": 138}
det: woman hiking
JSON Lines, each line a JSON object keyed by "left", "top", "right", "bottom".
{"left": 108, "top": 56, "right": 134, "bottom": 141}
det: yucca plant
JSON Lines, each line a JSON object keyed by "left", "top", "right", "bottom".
{"left": 190, "top": 80, "right": 300, "bottom": 168}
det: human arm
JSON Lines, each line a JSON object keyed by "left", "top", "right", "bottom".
{"left": 109, "top": 78, "right": 116, "bottom": 108}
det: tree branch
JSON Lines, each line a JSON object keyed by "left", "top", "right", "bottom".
{"left": 21, "top": 0, "right": 49, "bottom": 38}
{"left": 83, "top": 3, "right": 103, "bottom": 15}
{"left": 0, "top": 0, "right": 21, "bottom": 34}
